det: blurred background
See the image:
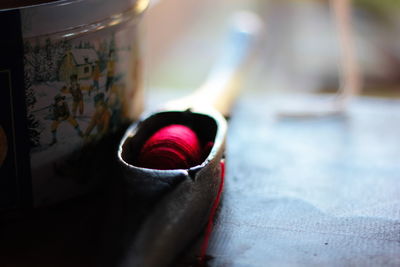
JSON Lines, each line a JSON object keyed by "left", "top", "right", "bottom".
{"left": 142, "top": 0, "right": 400, "bottom": 105}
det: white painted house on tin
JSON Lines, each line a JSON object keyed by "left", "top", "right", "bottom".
{"left": 58, "top": 49, "right": 99, "bottom": 82}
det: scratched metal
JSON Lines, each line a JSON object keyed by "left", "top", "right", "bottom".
{"left": 205, "top": 95, "right": 400, "bottom": 266}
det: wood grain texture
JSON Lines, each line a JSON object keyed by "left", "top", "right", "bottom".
{"left": 1, "top": 92, "right": 399, "bottom": 266}
{"left": 204, "top": 93, "right": 400, "bottom": 266}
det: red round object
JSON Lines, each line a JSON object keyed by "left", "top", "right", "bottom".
{"left": 137, "top": 124, "right": 202, "bottom": 170}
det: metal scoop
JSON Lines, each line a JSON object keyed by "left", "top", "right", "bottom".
{"left": 108, "top": 12, "right": 261, "bottom": 267}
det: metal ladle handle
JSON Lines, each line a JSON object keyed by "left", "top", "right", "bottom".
{"left": 165, "top": 11, "right": 262, "bottom": 117}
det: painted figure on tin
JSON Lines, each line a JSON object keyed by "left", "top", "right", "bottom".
{"left": 84, "top": 92, "right": 111, "bottom": 141}
{"left": 91, "top": 60, "right": 101, "bottom": 95}
{"left": 50, "top": 94, "right": 83, "bottom": 145}
{"left": 105, "top": 50, "right": 115, "bottom": 92}
{"left": 63, "top": 74, "right": 84, "bottom": 117}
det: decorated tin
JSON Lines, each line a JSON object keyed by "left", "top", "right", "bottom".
{"left": 0, "top": 0, "right": 148, "bottom": 212}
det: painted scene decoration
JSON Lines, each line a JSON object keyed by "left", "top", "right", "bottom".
{"left": 23, "top": 29, "right": 142, "bottom": 205}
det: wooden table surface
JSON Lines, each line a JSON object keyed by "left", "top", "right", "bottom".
{"left": 3, "top": 1, "right": 400, "bottom": 265}
{"left": 203, "top": 93, "right": 400, "bottom": 266}
{"left": 1, "top": 92, "right": 400, "bottom": 266}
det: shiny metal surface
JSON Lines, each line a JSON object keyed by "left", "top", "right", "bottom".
{"left": 111, "top": 109, "right": 226, "bottom": 267}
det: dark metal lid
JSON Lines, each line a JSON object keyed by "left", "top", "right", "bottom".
{"left": 0, "top": 0, "right": 63, "bottom": 10}
{"left": 2, "top": 0, "right": 145, "bottom": 38}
